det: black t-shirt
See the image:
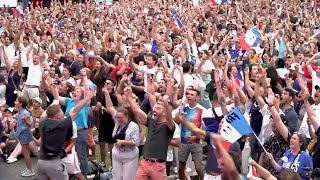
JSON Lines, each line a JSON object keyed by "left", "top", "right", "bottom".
{"left": 143, "top": 117, "right": 174, "bottom": 161}
{"left": 39, "top": 116, "right": 73, "bottom": 160}
{"left": 133, "top": 53, "right": 145, "bottom": 65}
{"left": 60, "top": 56, "right": 80, "bottom": 76}
{"left": 249, "top": 99, "right": 263, "bottom": 134}
{"left": 99, "top": 93, "right": 118, "bottom": 129}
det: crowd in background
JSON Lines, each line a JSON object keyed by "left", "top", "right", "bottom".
{"left": 0, "top": 0, "right": 320, "bottom": 179}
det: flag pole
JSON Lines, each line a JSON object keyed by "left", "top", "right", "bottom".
{"left": 250, "top": 129, "right": 268, "bottom": 154}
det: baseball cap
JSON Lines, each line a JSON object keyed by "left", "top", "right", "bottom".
{"left": 33, "top": 97, "right": 42, "bottom": 104}
{"left": 4, "top": 107, "right": 14, "bottom": 113}
{"left": 289, "top": 63, "right": 304, "bottom": 75}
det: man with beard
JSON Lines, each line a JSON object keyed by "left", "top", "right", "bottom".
{"left": 129, "top": 52, "right": 158, "bottom": 92}
{"left": 280, "top": 87, "right": 298, "bottom": 134}
{"left": 124, "top": 86, "right": 175, "bottom": 179}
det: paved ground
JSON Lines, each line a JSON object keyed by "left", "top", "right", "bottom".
{"left": 0, "top": 139, "right": 251, "bottom": 180}
{"left": 0, "top": 157, "right": 38, "bottom": 180}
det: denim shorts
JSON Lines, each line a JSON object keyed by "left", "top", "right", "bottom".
{"left": 18, "top": 129, "right": 33, "bottom": 145}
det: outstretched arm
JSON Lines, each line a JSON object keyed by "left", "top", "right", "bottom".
{"left": 126, "top": 87, "right": 147, "bottom": 125}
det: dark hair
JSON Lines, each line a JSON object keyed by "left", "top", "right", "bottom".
{"left": 65, "top": 81, "right": 75, "bottom": 93}
{"left": 63, "top": 66, "right": 72, "bottom": 75}
{"left": 46, "top": 104, "right": 62, "bottom": 119}
{"left": 284, "top": 87, "right": 296, "bottom": 99}
{"left": 146, "top": 53, "right": 158, "bottom": 62}
{"left": 229, "top": 151, "right": 242, "bottom": 174}
{"left": 106, "top": 79, "right": 116, "bottom": 86}
{"left": 248, "top": 63, "right": 258, "bottom": 78}
{"left": 132, "top": 43, "right": 141, "bottom": 49}
{"left": 267, "top": 66, "right": 281, "bottom": 88}
{"left": 182, "top": 61, "right": 192, "bottom": 73}
{"left": 294, "top": 132, "right": 308, "bottom": 151}
{"left": 277, "top": 169, "right": 300, "bottom": 180}
{"left": 189, "top": 88, "right": 201, "bottom": 96}
{"left": 17, "top": 96, "right": 28, "bottom": 109}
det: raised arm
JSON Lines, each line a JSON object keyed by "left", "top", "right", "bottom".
{"left": 210, "top": 134, "right": 240, "bottom": 180}
{"left": 303, "top": 92, "right": 320, "bottom": 131}
{"left": 250, "top": 160, "right": 277, "bottom": 180}
{"left": 125, "top": 87, "right": 147, "bottom": 125}
{"left": 266, "top": 90, "right": 289, "bottom": 141}
{"left": 102, "top": 88, "right": 117, "bottom": 116}
{"left": 162, "top": 95, "right": 175, "bottom": 131}
{"left": 146, "top": 73, "right": 157, "bottom": 108}
{"left": 70, "top": 89, "right": 95, "bottom": 120}
{"left": 177, "top": 113, "right": 206, "bottom": 140}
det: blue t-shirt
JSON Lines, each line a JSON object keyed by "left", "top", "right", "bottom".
{"left": 65, "top": 98, "right": 90, "bottom": 129}
{"left": 16, "top": 108, "right": 31, "bottom": 135}
{"left": 278, "top": 150, "right": 313, "bottom": 180}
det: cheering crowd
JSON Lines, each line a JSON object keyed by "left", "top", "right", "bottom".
{"left": 1, "top": 0, "right": 320, "bottom": 179}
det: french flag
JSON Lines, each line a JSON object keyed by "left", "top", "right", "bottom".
{"left": 13, "top": 6, "right": 24, "bottom": 17}
{"left": 239, "top": 26, "right": 260, "bottom": 50}
{"left": 211, "top": 0, "right": 228, "bottom": 5}
{"left": 220, "top": 107, "right": 253, "bottom": 149}
{"left": 172, "top": 13, "right": 183, "bottom": 29}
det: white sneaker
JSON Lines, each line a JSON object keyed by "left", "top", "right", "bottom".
{"left": 173, "top": 167, "right": 178, "bottom": 173}
{"left": 7, "top": 158, "right": 18, "bottom": 164}
{"left": 21, "top": 169, "right": 35, "bottom": 177}
{"left": 20, "top": 168, "right": 28, "bottom": 175}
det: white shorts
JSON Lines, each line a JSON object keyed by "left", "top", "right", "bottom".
{"left": 204, "top": 173, "right": 222, "bottom": 180}
{"left": 61, "top": 152, "right": 81, "bottom": 175}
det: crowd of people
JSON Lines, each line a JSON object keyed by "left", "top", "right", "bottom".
{"left": 0, "top": 0, "right": 320, "bottom": 179}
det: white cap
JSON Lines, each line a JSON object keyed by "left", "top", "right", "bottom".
{"left": 289, "top": 63, "right": 304, "bottom": 75}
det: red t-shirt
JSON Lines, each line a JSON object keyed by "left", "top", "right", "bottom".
{"left": 302, "top": 64, "right": 317, "bottom": 93}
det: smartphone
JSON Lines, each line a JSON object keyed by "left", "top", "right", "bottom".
{"left": 53, "top": 80, "right": 61, "bottom": 85}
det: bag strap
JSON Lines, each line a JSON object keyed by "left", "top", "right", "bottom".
{"left": 289, "top": 151, "right": 301, "bottom": 170}
{"left": 10, "top": 71, "right": 19, "bottom": 91}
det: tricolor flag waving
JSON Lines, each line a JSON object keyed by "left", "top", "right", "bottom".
{"left": 172, "top": 12, "right": 183, "bottom": 29}
{"left": 211, "top": 0, "right": 228, "bottom": 5}
{"left": 239, "top": 26, "right": 260, "bottom": 50}
{"left": 220, "top": 107, "right": 253, "bottom": 149}
{"left": 13, "top": 6, "right": 24, "bottom": 17}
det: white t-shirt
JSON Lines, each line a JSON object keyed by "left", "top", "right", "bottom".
{"left": 138, "top": 65, "right": 158, "bottom": 92}
{"left": 61, "top": 122, "right": 77, "bottom": 161}
{"left": 311, "top": 71, "right": 320, "bottom": 97}
{"left": 258, "top": 104, "right": 273, "bottom": 145}
{"left": 25, "top": 61, "right": 43, "bottom": 86}
{"left": 0, "top": 84, "right": 6, "bottom": 106}
{"left": 200, "top": 60, "right": 214, "bottom": 84}
{"left": 166, "top": 123, "right": 180, "bottom": 162}
{"left": 299, "top": 103, "right": 320, "bottom": 139}
{"left": 0, "top": 43, "right": 16, "bottom": 67}
{"left": 20, "top": 44, "right": 30, "bottom": 67}
{"left": 66, "top": 77, "right": 75, "bottom": 86}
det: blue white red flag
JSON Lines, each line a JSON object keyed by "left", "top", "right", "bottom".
{"left": 13, "top": 6, "right": 24, "bottom": 17}
{"left": 239, "top": 26, "right": 260, "bottom": 50}
{"left": 172, "top": 13, "right": 183, "bottom": 29}
{"left": 220, "top": 107, "right": 253, "bottom": 145}
{"left": 211, "top": 0, "right": 228, "bottom": 5}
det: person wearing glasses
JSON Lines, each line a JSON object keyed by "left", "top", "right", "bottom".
{"left": 265, "top": 89, "right": 313, "bottom": 180}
